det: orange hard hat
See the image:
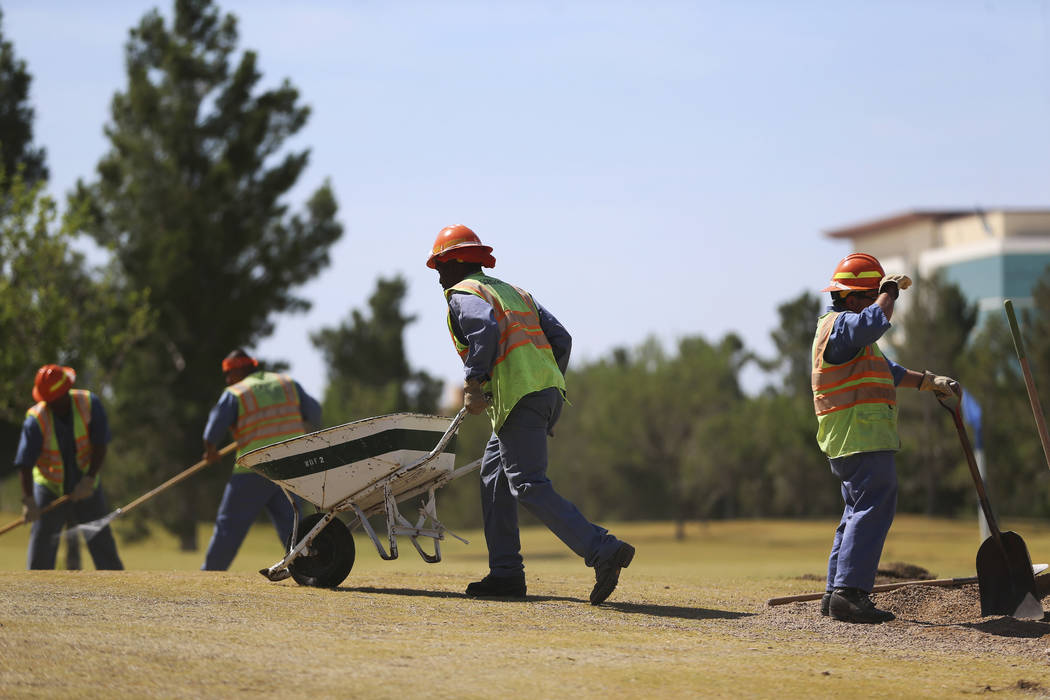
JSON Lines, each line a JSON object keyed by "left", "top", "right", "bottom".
{"left": 821, "top": 253, "right": 886, "bottom": 293}
{"left": 33, "top": 364, "right": 76, "bottom": 403}
{"left": 426, "top": 225, "right": 496, "bottom": 269}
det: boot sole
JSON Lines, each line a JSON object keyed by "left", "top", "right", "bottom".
{"left": 589, "top": 543, "right": 636, "bottom": 605}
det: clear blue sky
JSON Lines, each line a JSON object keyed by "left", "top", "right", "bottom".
{"left": 6, "top": 1, "right": 1050, "bottom": 400}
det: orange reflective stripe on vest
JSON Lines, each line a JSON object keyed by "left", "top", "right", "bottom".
{"left": 449, "top": 277, "right": 552, "bottom": 365}
{"left": 227, "top": 372, "right": 305, "bottom": 461}
{"left": 811, "top": 314, "right": 895, "bottom": 415}
{"left": 445, "top": 273, "right": 567, "bottom": 431}
{"left": 28, "top": 390, "right": 93, "bottom": 491}
{"left": 811, "top": 311, "right": 899, "bottom": 458}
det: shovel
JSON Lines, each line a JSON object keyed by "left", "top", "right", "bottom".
{"left": 73, "top": 442, "right": 237, "bottom": 540}
{"left": 939, "top": 391, "right": 1044, "bottom": 620}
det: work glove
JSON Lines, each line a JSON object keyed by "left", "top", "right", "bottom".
{"left": 919, "top": 371, "right": 960, "bottom": 399}
{"left": 71, "top": 475, "right": 95, "bottom": 502}
{"left": 21, "top": 495, "right": 40, "bottom": 523}
{"left": 463, "top": 378, "right": 491, "bottom": 415}
{"left": 879, "top": 274, "right": 912, "bottom": 299}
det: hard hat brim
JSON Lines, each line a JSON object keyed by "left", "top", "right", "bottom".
{"left": 32, "top": 366, "right": 76, "bottom": 403}
{"left": 427, "top": 243, "right": 495, "bottom": 269}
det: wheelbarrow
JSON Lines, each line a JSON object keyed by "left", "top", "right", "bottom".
{"left": 237, "top": 408, "right": 480, "bottom": 588}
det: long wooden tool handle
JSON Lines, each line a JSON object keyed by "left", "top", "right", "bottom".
{"left": 767, "top": 575, "right": 979, "bottom": 606}
{"left": 118, "top": 442, "right": 237, "bottom": 516}
{"left": 1005, "top": 299, "right": 1050, "bottom": 472}
{"left": 0, "top": 494, "right": 74, "bottom": 536}
{"left": 942, "top": 399, "right": 1003, "bottom": 545}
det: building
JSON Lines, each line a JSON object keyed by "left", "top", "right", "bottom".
{"left": 825, "top": 209, "right": 1050, "bottom": 327}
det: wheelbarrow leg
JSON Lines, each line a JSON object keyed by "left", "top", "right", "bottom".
{"left": 259, "top": 510, "right": 336, "bottom": 581}
{"left": 352, "top": 498, "right": 400, "bottom": 561}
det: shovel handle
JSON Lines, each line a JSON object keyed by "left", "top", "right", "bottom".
{"left": 1004, "top": 299, "right": 1050, "bottom": 474}
{"left": 0, "top": 494, "right": 74, "bottom": 536}
{"left": 767, "top": 575, "right": 980, "bottom": 606}
{"left": 938, "top": 394, "right": 1003, "bottom": 544}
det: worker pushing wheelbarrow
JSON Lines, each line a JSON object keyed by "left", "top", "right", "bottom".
{"left": 237, "top": 408, "right": 480, "bottom": 588}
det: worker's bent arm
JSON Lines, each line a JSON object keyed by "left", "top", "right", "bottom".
{"left": 202, "top": 440, "right": 222, "bottom": 463}
{"left": 898, "top": 368, "right": 924, "bottom": 389}
{"left": 19, "top": 466, "right": 33, "bottom": 500}
{"left": 87, "top": 444, "right": 107, "bottom": 477}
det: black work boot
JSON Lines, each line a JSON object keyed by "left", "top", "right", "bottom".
{"left": 465, "top": 573, "right": 527, "bottom": 600}
{"left": 829, "top": 587, "right": 895, "bottom": 623}
{"left": 820, "top": 592, "right": 832, "bottom": 617}
{"left": 590, "top": 542, "right": 636, "bottom": 605}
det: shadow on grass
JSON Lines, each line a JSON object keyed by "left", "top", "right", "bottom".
{"left": 343, "top": 585, "right": 751, "bottom": 621}
{"left": 898, "top": 616, "right": 1050, "bottom": 638}
{"left": 596, "top": 600, "right": 752, "bottom": 621}
{"left": 960, "top": 617, "right": 1050, "bottom": 638}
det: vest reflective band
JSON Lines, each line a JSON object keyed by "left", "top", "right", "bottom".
{"left": 811, "top": 312, "right": 899, "bottom": 458}
{"left": 228, "top": 372, "right": 305, "bottom": 468}
{"left": 446, "top": 273, "right": 566, "bottom": 431}
{"left": 28, "top": 389, "right": 94, "bottom": 496}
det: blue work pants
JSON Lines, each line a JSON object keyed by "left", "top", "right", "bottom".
{"left": 481, "top": 387, "right": 622, "bottom": 576}
{"left": 826, "top": 450, "right": 898, "bottom": 592}
{"left": 201, "top": 472, "right": 298, "bottom": 571}
{"left": 28, "top": 482, "right": 123, "bottom": 570}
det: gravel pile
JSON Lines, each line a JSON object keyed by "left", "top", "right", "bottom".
{"left": 757, "top": 565, "right": 1050, "bottom": 664}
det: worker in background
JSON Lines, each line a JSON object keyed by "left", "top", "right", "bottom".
{"left": 13, "top": 364, "right": 123, "bottom": 570}
{"left": 427, "top": 225, "right": 634, "bottom": 605}
{"left": 814, "top": 253, "right": 958, "bottom": 623}
{"left": 200, "top": 349, "right": 321, "bottom": 570}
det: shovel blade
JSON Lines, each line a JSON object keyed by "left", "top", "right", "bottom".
{"left": 976, "top": 531, "right": 1044, "bottom": 620}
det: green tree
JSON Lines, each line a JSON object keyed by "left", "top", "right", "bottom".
{"left": 0, "top": 9, "right": 47, "bottom": 191}
{"left": 752, "top": 290, "right": 838, "bottom": 518}
{"left": 0, "top": 167, "right": 153, "bottom": 485}
{"left": 961, "top": 315, "right": 1046, "bottom": 518}
{"left": 764, "top": 291, "right": 823, "bottom": 399}
{"left": 74, "top": 0, "right": 342, "bottom": 549}
{"left": 311, "top": 276, "right": 443, "bottom": 425}
{"left": 551, "top": 334, "right": 750, "bottom": 537}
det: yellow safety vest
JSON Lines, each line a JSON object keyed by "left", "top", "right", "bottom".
{"left": 28, "top": 389, "right": 96, "bottom": 496}
{"left": 811, "top": 311, "right": 899, "bottom": 458}
{"left": 227, "top": 371, "right": 305, "bottom": 471}
{"left": 446, "top": 273, "right": 566, "bottom": 431}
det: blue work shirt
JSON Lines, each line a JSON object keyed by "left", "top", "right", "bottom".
{"left": 202, "top": 374, "right": 323, "bottom": 445}
{"left": 14, "top": 394, "right": 111, "bottom": 493}
{"left": 448, "top": 291, "right": 572, "bottom": 382}
{"left": 824, "top": 304, "right": 908, "bottom": 386}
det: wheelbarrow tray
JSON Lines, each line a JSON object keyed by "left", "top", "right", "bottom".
{"left": 236, "top": 413, "right": 459, "bottom": 511}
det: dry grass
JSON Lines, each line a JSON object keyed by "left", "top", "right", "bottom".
{"left": 2, "top": 514, "right": 1050, "bottom": 698}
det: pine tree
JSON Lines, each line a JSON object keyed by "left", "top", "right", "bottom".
{"left": 312, "top": 276, "right": 443, "bottom": 425}
{"left": 74, "top": 0, "right": 342, "bottom": 549}
{"left": 0, "top": 8, "right": 48, "bottom": 191}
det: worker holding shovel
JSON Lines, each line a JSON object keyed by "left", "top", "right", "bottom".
{"left": 199, "top": 349, "right": 321, "bottom": 571}
{"left": 12, "top": 365, "right": 123, "bottom": 570}
{"left": 427, "top": 225, "right": 634, "bottom": 605}
{"left": 814, "top": 254, "right": 957, "bottom": 623}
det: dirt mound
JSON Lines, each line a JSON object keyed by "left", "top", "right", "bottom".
{"left": 797, "top": 561, "right": 936, "bottom": 585}
{"left": 876, "top": 561, "right": 935, "bottom": 581}
{"left": 877, "top": 581, "right": 978, "bottom": 623}
{"left": 762, "top": 572, "right": 1050, "bottom": 663}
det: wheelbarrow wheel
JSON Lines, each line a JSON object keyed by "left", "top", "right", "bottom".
{"left": 289, "top": 513, "right": 356, "bottom": 588}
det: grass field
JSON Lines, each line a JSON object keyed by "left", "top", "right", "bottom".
{"left": 2, "top": 513, "right": 1050, "bottom": 698}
